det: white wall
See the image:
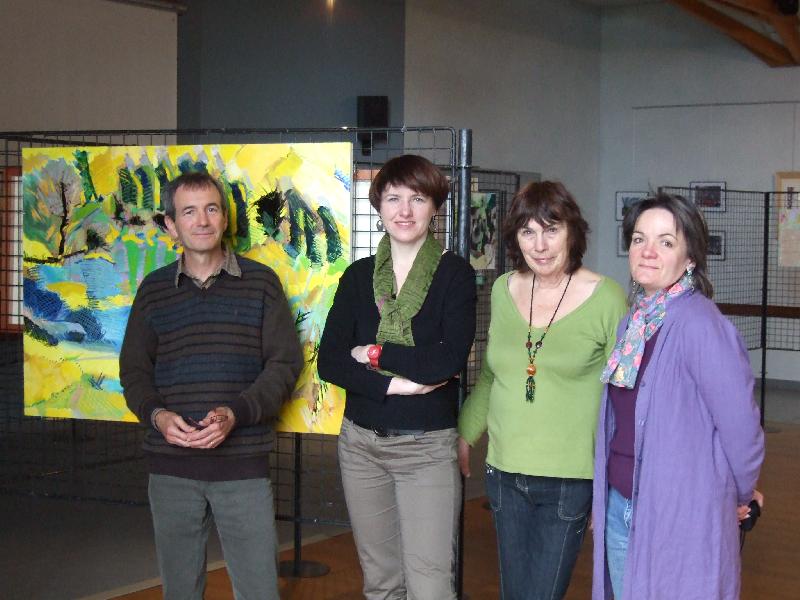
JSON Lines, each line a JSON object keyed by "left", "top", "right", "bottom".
{"left": 598, "top": 3, "right": 800, "bottom": 381}
{"left": 404, "top": 0, "right": 603, "bottom": 263}
{"left": 0, "top": 0, "right": 177, "bottom": 131}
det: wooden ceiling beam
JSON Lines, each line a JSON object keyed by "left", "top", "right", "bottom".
{"left": 716, "top": 0, "right": 763, "bottom": 15}
{"left": 668, "top": 0, "right": 796, "bottom": 66}
{"left": 718, "top": 0, "right": 783, "bottom": 17}
{"left": 713, "top": 1, "right": 800, "bottom": 62}
{"left": 769, "top": 14, "right": 800, "bottom": 62}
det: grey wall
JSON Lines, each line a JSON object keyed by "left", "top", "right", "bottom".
{"left": 0, "top": 0, "right": 176, "bottom": 131}
{"left": 404, "top": 0, "right": 602, "bottom": 265}
{"left": 598, "top": 3, "right": 800, "bottom": 380}
{"left": 598, "top": 3, "right": 800, "bottom": 286}
{"left": 178, "top": 0, "right": 405, "bottom": 129}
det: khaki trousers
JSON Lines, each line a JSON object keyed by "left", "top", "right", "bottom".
{"left": 338, "top": 418, "right": 461, "bottom": 600}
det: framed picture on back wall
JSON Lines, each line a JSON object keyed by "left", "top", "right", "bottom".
{"left": 617, "top": 226, "right": 628, "bottom": 257}
{"left": 690, "top": 181, "right": 726, "bottom": 211}
{"left": 707, "top": 230, "right": 725, "bottom": 261}
{"left": 615, "top": 191, "right": 648, "bottom": 221}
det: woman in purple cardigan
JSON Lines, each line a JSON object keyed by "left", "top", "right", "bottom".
{"left": 592, "top": 194, "right": 765, "bottom": 600}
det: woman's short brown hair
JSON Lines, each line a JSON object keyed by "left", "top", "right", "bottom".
{"left": 503, "top": 181, "right": 589, "bottom": 274}
{"left": 369, "top": 154, "right": 450, "bottom": 211}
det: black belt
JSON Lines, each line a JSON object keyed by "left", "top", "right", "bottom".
{"left": 349, "top": 418, "right": 426, "bottom": 438}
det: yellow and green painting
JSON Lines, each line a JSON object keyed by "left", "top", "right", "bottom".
{"left": 22, "top": 142, "right": 351, "bottom": 434}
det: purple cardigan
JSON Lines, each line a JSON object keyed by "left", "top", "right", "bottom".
{"left": 592, "top": 291, "right": 764, "bottom": 600}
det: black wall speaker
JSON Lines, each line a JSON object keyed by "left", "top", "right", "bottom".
{"left": 357, "top": 95, "right": 389, "bottom": 155}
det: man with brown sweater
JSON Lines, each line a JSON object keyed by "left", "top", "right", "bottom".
{"left": 119, "top": 172, "right": 303, "bottom": 600}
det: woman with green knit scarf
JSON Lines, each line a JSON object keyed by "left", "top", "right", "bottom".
{"left": 319, "top": 155, "right": 476, "bottom": 600}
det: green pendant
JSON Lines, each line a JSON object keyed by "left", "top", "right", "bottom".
{"left": 526, "top": 375, "right": 536, "bottom": 403}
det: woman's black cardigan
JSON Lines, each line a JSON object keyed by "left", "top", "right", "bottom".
{"left": 317, "top": 252, "right": 477, "bottom": 431}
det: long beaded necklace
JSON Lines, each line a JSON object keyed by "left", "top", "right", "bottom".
{"left": 525, "top": 272, "right": 573, "bottom": 402}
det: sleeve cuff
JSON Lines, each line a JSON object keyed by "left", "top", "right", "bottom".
{"left": 230, "top": 394, "right": 253, "bottom": 426}
{"left": 140, "top": 397, "right": 165, "bottom": 428}
{"left": 457, "top": 416, "right": 483, "bottom": 446}
{"left": 150, "top": 407, "right": 167, "bottom": 432}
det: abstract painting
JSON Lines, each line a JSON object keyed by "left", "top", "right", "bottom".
{"left": 469, "top": 191, "right": 498, "bottom": 270}
{"left": 22, "top": 143, "right": 352, "bottom": 433}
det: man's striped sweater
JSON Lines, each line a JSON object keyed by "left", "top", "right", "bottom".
{"left": 119, "top": 256, "right": 304, "bottom": 481}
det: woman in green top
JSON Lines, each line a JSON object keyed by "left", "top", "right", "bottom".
{"left": 458, "top": 181, "right": 626, "bottom": 600}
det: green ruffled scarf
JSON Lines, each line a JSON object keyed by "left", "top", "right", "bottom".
{"left": 373, "top": 232, "right": 443, "bottom": 349}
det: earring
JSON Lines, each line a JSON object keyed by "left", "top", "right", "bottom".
{"left": 686, "top": 265, "right": 695, "bottom": 288}
{"left": 628, "top": 279, "right": 641, "bottom": 303}
{"left": 429, "top": 215, "right": 437, "bottom": 231}
{"left": 376, "top": 219, "right": 384, "bottom": 232}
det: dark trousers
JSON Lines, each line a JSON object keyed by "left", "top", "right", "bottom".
{"left": 485, "top": 465, "right": 592, "bottom": 600}
{"left": 148, "top": 474, "right": 279, "bottom": 600}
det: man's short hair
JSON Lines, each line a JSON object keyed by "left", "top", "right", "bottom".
{"left": 162, "top": 172, "right": 227, "bottom": 220}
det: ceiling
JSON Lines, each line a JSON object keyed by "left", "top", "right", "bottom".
{"left": 105, "top": 0, "right": 800, "bottom": 68}
{"left": 666, "top": 1, "right": 800, "bottom": 67}
{"left": 105, "top": 0, "right": 187, "bottom": 13}
{"left": 580, "top": 0, "right": 800, "bottom": 67}
{"left": 578, "top": 1, "right": 662, "bottom": 5}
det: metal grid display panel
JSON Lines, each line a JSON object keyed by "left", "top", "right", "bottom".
{"left": 466, "top": 170, "right": 520, "bottom": 391}
{"left": 270, "top": 433, "right": 352, "bottom": 526}
{"left": 0, "top": 128, "right": 457, "bottom": 523}
{"left": 660, "top": 187, "right": 766, "bottom": 351}
{"left": 765, "top": 192, "right": 800, "bottom": 353}
{"left": 0, "top": 165, "right": 22, "bottom": 334}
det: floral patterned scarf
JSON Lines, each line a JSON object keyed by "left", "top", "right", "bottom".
{"left": 601, "top": 272, "right": 693, "bottom": 388}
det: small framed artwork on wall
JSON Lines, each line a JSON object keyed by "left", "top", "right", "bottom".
{"left": 617, "top": 226, "right": 628, "bottom": 257}
{"left": 775, "top": 171, "right": 800, "bottom": 267}
{"left": 707, "top": 230, "right": 725, "bottom": 261}
{"left": 690, "top": 181, "right": 726, "bottom": 212}
{"left": 615, "top": 191, "right": 648, "bottom": 221}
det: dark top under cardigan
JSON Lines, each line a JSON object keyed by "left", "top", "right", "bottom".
{"left": 317, "top": 251, "right": 477, "bottom": 431}
{"left": 607, "top": 328, "right": 660, "bottom": 499}
{"left": 119, "top": 256, "right": 304, "bottom": 481}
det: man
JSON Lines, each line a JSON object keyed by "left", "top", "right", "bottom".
{"left": 120, "top": 171, "right": 303, "bottom": 599}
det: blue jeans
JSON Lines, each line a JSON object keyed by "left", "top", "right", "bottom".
{"left": 605, "top": 486, "right": 633, "bottom": 599}
{"left": 148, "top": 474, "right": 279, "bottom": 600}
{"left": 485, "top": 465, "right": 592, "bottom": 600}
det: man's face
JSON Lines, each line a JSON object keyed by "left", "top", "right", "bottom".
{"left": 165, "top": 185, "right": 228, "bottom": 257}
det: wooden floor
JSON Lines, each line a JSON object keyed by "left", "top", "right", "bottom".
{"left": 117, "top": 422, "right": 799, "bottom": 600}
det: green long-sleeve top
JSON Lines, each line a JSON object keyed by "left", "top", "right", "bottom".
{"left": 458, "top": 272, "right": 626, "bottom": 479}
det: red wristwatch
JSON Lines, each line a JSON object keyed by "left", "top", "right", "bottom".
{"left": 366, "top": 344, "right": 382, "bottom": 369}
